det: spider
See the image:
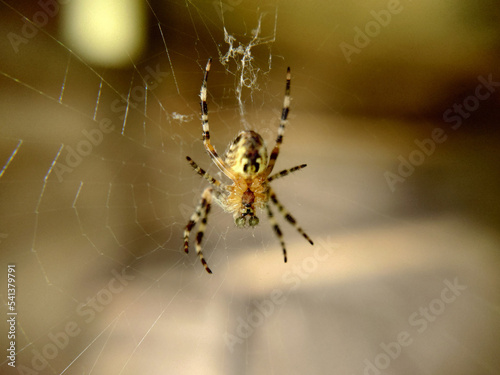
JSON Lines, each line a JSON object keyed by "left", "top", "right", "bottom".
{"left": 184, "top": 58, "right": 313, "bottom": 273}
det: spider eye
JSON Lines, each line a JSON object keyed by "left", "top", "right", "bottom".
{"left": 249, "top": 216, "right": 259, "bottom": 227}
{"left": 235, "top": 216, "right": 246, "bottom": 228}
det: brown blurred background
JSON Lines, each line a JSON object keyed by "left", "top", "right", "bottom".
{"left": 1, "top": 0, "right": 499, "bottom": 374}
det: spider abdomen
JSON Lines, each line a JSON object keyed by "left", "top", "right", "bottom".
{"left": 224, "top": 130, "right": 268, "bottom": 178}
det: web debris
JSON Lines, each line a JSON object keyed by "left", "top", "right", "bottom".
{"left": 218, "top": 10, "right": 278, "bottom": 129}
{"left": 171, "top": 112, "right": 194, "bottom": 123}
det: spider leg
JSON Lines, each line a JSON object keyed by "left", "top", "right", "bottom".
{"left": 264, "top": 67, "right": 291, "bottom": 177}
{"left": 266, "top": 203, "right": 287, "bottom": 263}
{"left": 267, "top": 164, "right": 307, "bottom": 183}
{"left": 183, "top": 191, "right": 205, "bottom": 254}
{"left": 200, "top": 58, "right": 236, "bottom": 180}
{"left": 183, "top": 187, "right": 213, "bottom": 274}
{"left": 186, "top": 156, "right": 222, "bottom": 187}
{"left": 269, "top": 188, "right": 314, "bottom": 246}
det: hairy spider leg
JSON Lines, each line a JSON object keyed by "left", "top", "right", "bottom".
{"left": 266, "top": 203, "right": 287, "bottom": 262}
{"left": 183, "top": 187, "right": 213, "bottom": 274}
{"left": 264, "top": 67, "right": 291, "bottom": 177}
{"left": 200, "top": 58, "right": 236, "bottom": 180}
{"left": 267, "top": 164, "right": 307, "bottom": 183}
{"left": 269, "top": 188, "right": 314, "bottom": 245}
{"left": 186, "top": 156, "right": 222, "bottom": 187}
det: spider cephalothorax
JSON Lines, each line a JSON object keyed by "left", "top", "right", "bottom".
{"left": 184, "top": 58, "right": 313, "bottom": 273}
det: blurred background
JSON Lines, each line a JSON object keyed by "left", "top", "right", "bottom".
{"left": 1, "top": 0, "right": 499, "bottom": 374}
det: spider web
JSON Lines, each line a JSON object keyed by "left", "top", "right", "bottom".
{"left": 1, "top": 1, "right": 500, "bottom": 374}
{"left": 0, "top": 1, "right": 321, "bottom": 374}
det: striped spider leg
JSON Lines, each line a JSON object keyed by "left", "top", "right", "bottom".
{"left": 184, "top": 58, "right": 313, "bottom": 274}
{"left": 183, "top": 157, "right": 221, "bottom": 274}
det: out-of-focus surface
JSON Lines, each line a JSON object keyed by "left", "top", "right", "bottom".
{"left": 0, "top": 0, "right": 499, "bottom": 374}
